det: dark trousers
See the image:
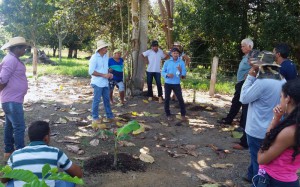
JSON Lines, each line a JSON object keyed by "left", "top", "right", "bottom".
{"left": 256, "top": 172, "right": 299, "bottom": 187}
{"left": 146, "top": 72, "right": 163, "bottom": 97}
{"left": 164, "top": 83, "right": 186, "bottom": 116}
{"left": 226, "top": 80, "right": 248, "bottom": 148}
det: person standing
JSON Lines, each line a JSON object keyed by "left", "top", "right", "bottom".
{"left": 273, "top": 43, "right": 298, "bottom": 81}
{"left": 218, "top": 38, "right": 253, "bottom": 150}
{"left": 240, "top": 62, "right": 286, "bottom": 184}
{"left": 256, "top": 78, "right": 300, "bottom": 186}
{"left": 161, "top": 48, "right": 187, "bottom": 121}
{"left": 0, "top": 37, "right": 30, "bottom": 160}
{"left": 142, "top": 40, "right": 168, "bottom": 103}
{"left": 89, "top": 40, "right": 114, "bottom": 124}
{"left": 109, "top": 49, "right": 126, "bottom": 105}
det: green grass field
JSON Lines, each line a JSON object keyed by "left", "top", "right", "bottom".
{"left": 25, "top": 57, "right": 235, "bottom": 94}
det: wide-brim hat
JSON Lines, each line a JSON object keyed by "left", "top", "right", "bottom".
{"left": 249, "top": 51, "right": 276, "bottom": 65}
{"left": 173, "top": 41, "right": 181, "bottom": 46}
{"left": 95, "top": 40, "right": 110, "bottom": 52}
{"left": 1, "top": 37, "right": 30, "bottom": 50}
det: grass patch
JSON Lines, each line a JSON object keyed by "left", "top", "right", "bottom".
{"left": 26, "top": 57, "right": 89, "bottom": 77}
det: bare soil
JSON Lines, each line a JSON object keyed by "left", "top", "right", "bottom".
{"left": 0, "top": 75, "right": 251, "bottom": 187}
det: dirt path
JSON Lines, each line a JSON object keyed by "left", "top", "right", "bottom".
{"left": 0, "top": 75, "right": 251, "bottom": 187}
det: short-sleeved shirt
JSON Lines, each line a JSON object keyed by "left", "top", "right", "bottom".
{"left": 279, "top": 59, "right": 298, "bottom": 81}
{"left": 0, "top": 52, "right": 28, "bottom": 103}
{"left": 143, "top": 49, "right": 166, "bottom": 72}
{"left": 8, "top": 141, "right": 72, "bottom": 187}
{"left": 108, "top": 57, "right": 124, "bottom": 82}
{"left": 237, "top": 55, "right": 251, "bottom": 82}
{"left": 88, "top": 52, "right": 109, "bottom": 87}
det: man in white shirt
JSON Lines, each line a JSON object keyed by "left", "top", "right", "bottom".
{"left": 142, "top": 40, "right": 168, "bottom": 103}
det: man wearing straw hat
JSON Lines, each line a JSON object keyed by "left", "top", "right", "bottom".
{"left": 0, "top": 36, "right": 30, "bottom": 160}
{"left": 89, "top": 40, "right": 114, "bottom": 125}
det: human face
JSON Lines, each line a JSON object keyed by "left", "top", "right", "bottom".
{"left": 273, "top": 48, "right": 280, "bottom": 63}
{"left": 99, "top": 46, "right": 108, "bottom": 54}
{"left": 241, "top": 43, "right": 251, "bottom": 55}
{"left": 113, "top": 52, "right": 121, "bottom": 59}
{"left": 152, "top": 45, "right": 158, "bottom": 52}
{"left": 17, "top": 45, "right": 28, "bottom": 57}
{"left": 172, "top": 51, "right": 180, "bottom": 60}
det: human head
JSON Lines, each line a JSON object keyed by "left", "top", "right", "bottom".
{"left": 95, "top": 40, "right": 110, "bottom": 55}
{"left": 171, "top": 47, "right": 181, "bottom": 60}
{"left": 241, "top": 38, "right": 253, "bottom": 55}
{"left": 273, "top": 43, "right": 290, "bottom": 62}
{"left": 1, "top": 37, "right": 30, "bottom": 57}
{"left": 280, "top": 78, "right": 300, "bottom": 115}
{"left": 151, "top": 40, "right": 159, "bottom": 52}
{"left": 28, "top": 121, "right": 50, "bottom": 144}
{"left": 113, "top": 49, "right": 122, "bottom": 59}
{"left": 173, "top": 42, "right": 182, "bottom": 50}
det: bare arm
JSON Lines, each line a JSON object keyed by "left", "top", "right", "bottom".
{"left": 258, "top": 126, "right": 295, "bottom": 164}
{"left": 65, "top": 163, "right": 83, "bottom": 178}
{"left": 141, "top": 54, "right": 149, "bottom": 64}
{"left": 92, "top": 71, "right": 113, "bottom": 79}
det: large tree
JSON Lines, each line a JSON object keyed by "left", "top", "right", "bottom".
{"left": 1, "top": 0, "right": 55, "bottom": 75}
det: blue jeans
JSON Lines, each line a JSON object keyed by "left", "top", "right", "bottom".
{"left": 2, "top": 102, "right": 25, "bottom": 153}
{"left": 146, "top": 72, "right": 163, "bottom": 97}
{"left": 247, "top": 134, "right": 264, "bottom": 186}
{"left": 7, "top": 180, "right": 76, "bottom": 187}
{"left": 91, "top": 84, "right": 113, "bottom": 120}
{"left": 256, "top": 172, "right": 300, "bottom": 187}
{"left": 164, "top": 83, "right": 186, "bottom": 116}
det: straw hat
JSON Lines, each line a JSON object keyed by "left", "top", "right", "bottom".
{"left": 95, "top": 40, "right": 110, "bottom": 52}
{"left": 113, "top": 49, "right": 121, "bottom": 54}
{"left": 1, "top": 37, "right": 30, "bottom": 50}
{"left": 173, "top": 41, "right": 181, "bottom": 46}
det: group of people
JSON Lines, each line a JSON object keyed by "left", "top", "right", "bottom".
{"left": 1, "top": 36, "right": 300, "bottom": 187}
{"left": 218, "top": 38, "right": 299, "bottom": 186}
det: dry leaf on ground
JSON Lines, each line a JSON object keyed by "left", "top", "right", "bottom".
{"left": 139, "top": 153, "right": 154, "bottom": 163}
{"left": 89, "top": 139, "right": 99, "bottom": 146}
{"left": 211, "top": 163, "right": 233, "bottom": 169}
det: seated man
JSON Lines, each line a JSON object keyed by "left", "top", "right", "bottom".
{"left": 2, "top": 121, "right": 83, "bottom": 187}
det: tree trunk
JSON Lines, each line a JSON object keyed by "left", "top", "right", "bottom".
{"left": 68, "top": 48, "right": 73, "bottom": 58}
{"left": 33, "top": 46, "right": 38, "bottom": 75}
{"left": 52, "top": 47, "right": 57, "bottom": 57}
{"left": 58, "top": 36, "right": 63, "bottom": 62}
{"left": 158, "top": 0, "right": 174, "bottom": 49}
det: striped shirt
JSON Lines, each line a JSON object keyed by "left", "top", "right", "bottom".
{"left": 7, "top": 141, "right": 72, "bottom": 187}
{"left": 108, "top": 57, "right": 124, "bottom": 82}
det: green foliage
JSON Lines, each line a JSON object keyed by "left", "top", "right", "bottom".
{"left": 0, "top": 164, "right": 84, "bottom": 187}
{"left": 116, "top": 120, "right": 140, "bottom": 140}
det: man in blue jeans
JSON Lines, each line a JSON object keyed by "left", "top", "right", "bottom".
{"left": 142, "top": 40, "right": 168, "bottom": 103}
{"left": 2, "top": 121, "right": 83, "bottom": 187}
{"left": 0, "top": 37, "right": 30, "bottom": 161}
{"left": 89, "top": 40, "right": 114, "bottom": 125}
{"left": 240, "top": 60, "right": 286, "bottom": 184}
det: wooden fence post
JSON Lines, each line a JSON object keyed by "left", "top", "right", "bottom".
{"left": 209, "top": 56, "right": 219, "bottom": 96}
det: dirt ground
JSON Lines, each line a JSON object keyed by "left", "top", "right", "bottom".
{"left": 0, "top": 75, "right": 252, "bottom": 187}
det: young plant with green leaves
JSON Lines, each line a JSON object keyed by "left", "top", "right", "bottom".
{"left": 0, "top": 164, "right": 83, "bottom": 187}
{"left": 100, "top": 120, "right": 140, "bottom": 168}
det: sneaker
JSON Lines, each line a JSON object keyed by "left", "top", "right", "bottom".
{"left": 103, "top": 118, "right": 116, "bottom": 123}
{"left": 158, "top": 97, "right": 163, "bottom": 103}
{"left": 148, "top": 97, "right": 153, "bottom": 101}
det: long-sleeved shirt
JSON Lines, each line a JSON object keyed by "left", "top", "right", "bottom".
{"left": 240, "top": 75, "right": 286, "bottom": 139}
{"left": 88, "top": 52, "right": 109, "bottom": 87}
{"left": 0, "top": 52, "right": 28, "bottom": 103}
{"left": 161, "top": 58, "right": 186, "bottom": 84}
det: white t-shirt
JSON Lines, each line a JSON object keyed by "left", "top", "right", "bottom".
{"left": 143, "top": 49, "right": 166, "bottom": 72}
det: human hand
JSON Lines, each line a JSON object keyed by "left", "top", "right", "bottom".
{"left": 273, "top": 105, "right": 284, "bottom": 121}
{"left": 248, "top": 67, "right": 259, "bottom": 77}
{"left": 177, "top": 65, "right": 182, "bottom": 73}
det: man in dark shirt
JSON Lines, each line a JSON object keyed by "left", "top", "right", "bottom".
{"left": 273, "top": 43, "right": 298, "bottom": 81}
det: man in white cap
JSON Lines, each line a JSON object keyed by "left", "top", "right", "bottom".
{"left": 0, "top": 36, "right": 30, "bottom": 160}
{"left": 88, "top": 40, "right": 114, "bottom": 125}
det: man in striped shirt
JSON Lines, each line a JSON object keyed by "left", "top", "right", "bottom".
{"left": 2, "top": 121, "right": 82, "bottom": 187}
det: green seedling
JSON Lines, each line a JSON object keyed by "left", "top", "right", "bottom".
{"left": 100, "top": 120, "right": 140, "bottom": 168}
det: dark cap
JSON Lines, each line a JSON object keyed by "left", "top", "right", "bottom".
{"left": 171, "top": 47, "right": 181, "bottom": 54}
{"left": 151, "top": 40, "right": 159, "bottom": 47}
